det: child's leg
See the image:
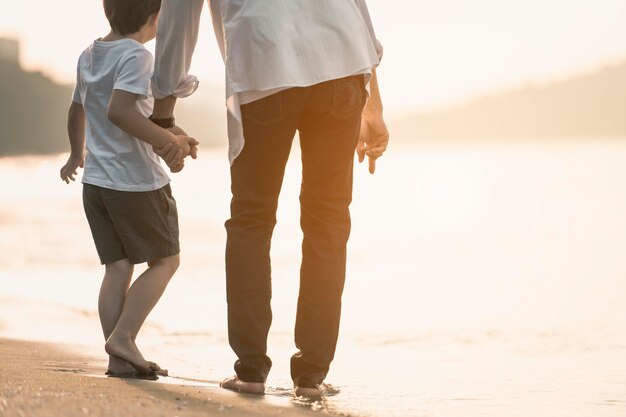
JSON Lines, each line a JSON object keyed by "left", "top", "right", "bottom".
{"left": 99, "top": 259, "right": 134, "bottom": 373}
{"left": 105, "top": 254, "right": 180, "bottom": 373}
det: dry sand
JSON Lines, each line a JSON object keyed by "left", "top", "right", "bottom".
{"left": 0, "top": 338, "right": 325, "bottom": 417}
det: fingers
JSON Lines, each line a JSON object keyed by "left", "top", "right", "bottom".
{"left": 190, "top": 144, "right": 198, "bottom": 159}
{"left": 368, "top": 157, "right": 376, "bottom": 174}
{"left": 362, "top": 136, "right": 389, "bottom": 160}
{"left": 154, "top": 143, "right": 172, "bottom": 158}
{"left": 186, "top": 137, "right": 199, "bottom": 159}
{"left": 157, "top": 137, "right": 199, "bottom": 167}
{"left": 361, "top": 142, "right": 387, "bottom": 160}
{"left": 60, "top": 165, "right": 77, "bottom": 183}
{"left": 167, "top": 149, "right": 184, "bottom": 170}
{"left": 170, "top": 149, "right": 184, "bottom": 168}
{"left": 366, "top": 145, "right": 387, "bottom": 154}
{"left": 163, "top": 144, "right": 181, "bottom": 164}
{"left": 170, "top": 159, "right": 185, "bottom": 173}
{"left": 61, "top": 173, "right": 76, "bottom": 183}
{"left": 365, "top": 148, "right": 385, "bottom": 159}
{"left": 356, "top": 140, "right": 366, "bottom": 163}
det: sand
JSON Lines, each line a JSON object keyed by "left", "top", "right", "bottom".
{"left": 0, "top": 338, "right": 325, "bottom": 417}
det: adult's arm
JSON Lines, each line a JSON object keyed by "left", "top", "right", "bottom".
{"left": 357, "top": 69, "right": 389, "bottom": 174}
{"left": 354, "top": 1, "right": 388, "bottom": 174}
{"left": 152, "top": 0, "right": 204, "bottom": 118}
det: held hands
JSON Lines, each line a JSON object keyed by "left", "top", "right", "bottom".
{"left": 153, "top": 126, "right": 199, "bottom": 173}
{"left": 357, "top": 110, "right": 389, "bottom": 174}
{"left": 60, "top": 153, "right": 85, "bottom": 184}
{"left": 168, "top": 125, "right": 199, "bottom": 158}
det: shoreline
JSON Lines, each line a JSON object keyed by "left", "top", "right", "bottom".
{"left": 0, "top": 337, "right": 336, "bottom": 417}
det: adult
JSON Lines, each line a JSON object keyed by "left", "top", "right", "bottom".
{"left": 150, "top": 0, "right": 389, "bottom": 398}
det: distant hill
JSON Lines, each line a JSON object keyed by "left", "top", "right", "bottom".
{"left": 0, "top": 60, "right": 226, "bottom": 157}
{"left": 0, "top": 59, "right": 73, "bottom": 155}
{"left": 5, "top": 58, "right": 626, "bottom": 156}
{"left": 393, "top": 62, "right": 626, "bottom": 140}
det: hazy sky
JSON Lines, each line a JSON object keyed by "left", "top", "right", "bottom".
{"left": 1, "top": 0, "right": 626, "bottom": 112}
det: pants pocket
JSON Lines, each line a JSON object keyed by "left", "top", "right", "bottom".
{"left": 329, "top": 75, "right": 366, "bottom": 120}
{"left": 241, "top": 93, "right": 284, "bottom": 126}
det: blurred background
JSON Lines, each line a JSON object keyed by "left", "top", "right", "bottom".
{"left": 1, "top": 1, "right": 626, "bottom": 417}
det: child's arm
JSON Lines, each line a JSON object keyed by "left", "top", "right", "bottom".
{"left": 107, "top": 89, "right": 196, "bottom": 157}
{"left": 60, "top": 101, "right": 86, "bottom": 184}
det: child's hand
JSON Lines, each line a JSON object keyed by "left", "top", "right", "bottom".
{"left": 170, "top": 158, "right": 185, "bottom": 173}
{"left": 168, "top": 126, "right": 199, "bottom": 160}
{"left": 60, "top": 154, "right": 85, "bottom": 184}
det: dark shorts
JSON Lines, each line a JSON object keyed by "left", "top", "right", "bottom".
{"left": 83, "top": 183, "right": 180, "bottom": 265}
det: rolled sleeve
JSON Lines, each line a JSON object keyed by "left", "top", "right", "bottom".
{"left": 152, "top": 0, "right": 204, "bottom": 99}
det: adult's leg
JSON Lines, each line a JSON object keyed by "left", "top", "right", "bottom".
{"left": 291, "top": 76, "right": 366, "bottom": 389}
{"left": 225, "top": 89, "right": 304, "bottom": 385}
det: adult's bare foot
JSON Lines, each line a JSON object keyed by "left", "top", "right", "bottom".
{"left": 294, "top": 383, "right": 339, "bottom": 400}
{"left": 220, "top": 375, "right": 265, "bottom": 395}
{"left": 105, "top": 334, "right": 160, "bottom": 374}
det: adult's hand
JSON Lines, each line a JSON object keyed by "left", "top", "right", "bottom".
{"left": 168, "top": 126, "right": 199, "bottom": 160}
{"left": 357, "top": 110, "right": 389, "bottom": 174}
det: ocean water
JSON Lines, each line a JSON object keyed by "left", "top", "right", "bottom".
{"left": 1, "top": 139, "right": 626, "bottom": 416}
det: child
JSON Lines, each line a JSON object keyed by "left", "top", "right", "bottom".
{"left": 59, "top": 0, "right": 198, "bottom": 378}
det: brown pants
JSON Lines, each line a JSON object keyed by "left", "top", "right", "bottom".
{"left": 225, "top": 75, "right": 366, "bottom": 387}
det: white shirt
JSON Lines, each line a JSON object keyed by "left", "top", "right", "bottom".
{"left": 73, "top": 38, "right": 170, "bottom": 192}
{"left": 153, "top": 0, "right": 383, "bottom": 163}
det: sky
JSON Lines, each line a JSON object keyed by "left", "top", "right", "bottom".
{"left": 1, "top": 0, "right": 626, "bottom": 113}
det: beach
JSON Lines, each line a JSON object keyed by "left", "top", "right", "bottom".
{"left": 2, "top": 142, "right": 626, "bottom": 416}
{"left": 0, "top": 338, "right": 327, "bottom": 417}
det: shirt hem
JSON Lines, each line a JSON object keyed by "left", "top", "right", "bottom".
{"left": 228, "top": 63, "right": 379, "bottom": 102}
{"left": 82, "top": 177, "right": 171, "bottom": 193}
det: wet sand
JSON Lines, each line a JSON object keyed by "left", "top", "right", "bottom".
{"left": 0, "top": 338, "right": 323, "bottom": 417}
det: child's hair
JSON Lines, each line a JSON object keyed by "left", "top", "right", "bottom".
{"left": 103, "top": 0, "right": 162, "bottom": 36}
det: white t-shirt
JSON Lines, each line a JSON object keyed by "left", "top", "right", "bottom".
{"left": 152, "top": 0, "right": 383, "bottom": 164}
{"left": 73, "top": 38, "right": 170, "bottom": 192}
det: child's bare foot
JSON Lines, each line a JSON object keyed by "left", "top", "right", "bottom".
{"left": 106, "top": 355, "right": 136, "bottom": 375}
{"left": 220, "top": 376, "right": 265, "bottom": 395}
{"left": 106, "top": 356, "right": 169, "bottom": 378}
{"left": 105, "top": 334, "right": 161, "bottom": 374}
{"left": 294, "top": 383, "right": 339, "bottom": 399}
